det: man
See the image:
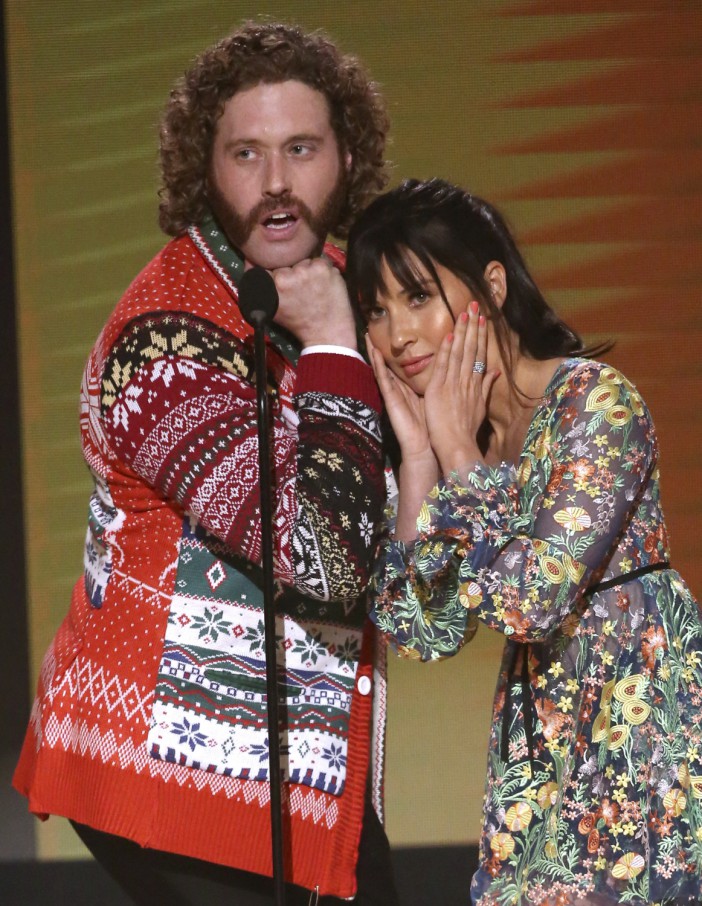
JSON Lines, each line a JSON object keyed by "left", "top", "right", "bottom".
{"left": 14, "top": 22, "right": 396, "bottom": 905}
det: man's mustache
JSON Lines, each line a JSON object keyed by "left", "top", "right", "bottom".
{"left": 243, "top": 194, "right": 316, "bottom": 235}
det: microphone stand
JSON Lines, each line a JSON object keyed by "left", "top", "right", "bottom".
{"left": 251, "top": 313, "right": 286, "bottom": 906}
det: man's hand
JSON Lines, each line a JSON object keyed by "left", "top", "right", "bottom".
{"left": 271, "top": 258, "right": 358, "bottom": 350}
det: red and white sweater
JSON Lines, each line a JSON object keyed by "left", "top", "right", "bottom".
{"left": 14, "top": 222, "right": 387, "bottom": 898}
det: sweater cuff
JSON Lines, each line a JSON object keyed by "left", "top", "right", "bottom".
{"left": 296, "top": 352, "right": 381, "bottom": 411}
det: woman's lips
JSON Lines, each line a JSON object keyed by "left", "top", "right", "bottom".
{"left": 399, "top": 354, "right": 433, "bottom": 377}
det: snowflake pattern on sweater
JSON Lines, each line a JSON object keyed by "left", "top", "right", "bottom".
{"left": 83, "top": 289, "right": 382, "bottom": 794}
{"left": 14, "top": 223, "right": 386, "bottom": 897}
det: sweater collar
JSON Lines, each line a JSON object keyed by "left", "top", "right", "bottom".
{"left": 188, "top": 212, "right": 301, "bottom": 365}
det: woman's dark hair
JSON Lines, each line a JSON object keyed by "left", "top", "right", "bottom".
{"left": 346, "top": 178, "right": 610, "bottom": 389}
{"left": 158, "top": 21, "right": 389, "bottom": 237}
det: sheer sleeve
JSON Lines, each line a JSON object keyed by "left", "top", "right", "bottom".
{"left": 370, "top": 361, "right": 658, "bottom": 659}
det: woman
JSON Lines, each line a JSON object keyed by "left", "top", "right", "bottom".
{"left": 346, "top": 178, "right": 702, "bottom": 905}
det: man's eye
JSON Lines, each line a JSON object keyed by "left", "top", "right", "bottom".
{"left": 290, "top": 144, "right": 310, "bottom": 156}
{"left": 236, "top": 148, "right": 255, "bottom": 160}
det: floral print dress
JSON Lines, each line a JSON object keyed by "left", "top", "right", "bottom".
{"left": 371, "top": 358, "right": 702, "bottom": 905}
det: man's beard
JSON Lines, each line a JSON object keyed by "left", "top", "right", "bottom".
{"left": 207, "top": 169, "right": 348, "bottom": 262}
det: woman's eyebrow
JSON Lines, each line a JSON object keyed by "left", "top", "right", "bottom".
{"left": 399, "top": 276, "right": 435, "bottom": 294}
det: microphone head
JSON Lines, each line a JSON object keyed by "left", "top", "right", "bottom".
{"left": 237, "top": 267, "right": 279, "bottom": 327}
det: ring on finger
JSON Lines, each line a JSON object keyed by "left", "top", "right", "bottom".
{"left": 472, "top": 361, "right": 486, "bottom": 374}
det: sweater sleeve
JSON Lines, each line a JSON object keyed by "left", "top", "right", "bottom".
{"left": 370, "top": 362, "right": 658, "bottom": 657}
{"left": 100, "top": 311, "right": 384, "bottom": 601}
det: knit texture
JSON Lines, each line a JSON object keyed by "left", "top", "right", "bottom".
{"left": 14, "top": 230, "right": 386, "bottom": 898}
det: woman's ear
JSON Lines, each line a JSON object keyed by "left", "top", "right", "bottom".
{"left": 484, "top": 261, "right": 507, "bottom": 309}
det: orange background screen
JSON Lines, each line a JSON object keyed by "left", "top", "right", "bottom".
{"left": 7, "top": 0, "right": 701, "bottom": 855}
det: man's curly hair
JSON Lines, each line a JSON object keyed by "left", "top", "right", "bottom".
{"left": 158, "top": 21, "right": 390, "bottom": 238}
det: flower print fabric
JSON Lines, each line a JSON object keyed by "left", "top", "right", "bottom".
{"left": 371, "top": 358, "right": 702, "bottom": 905}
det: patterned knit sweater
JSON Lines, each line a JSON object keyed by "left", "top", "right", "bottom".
{"left": 14, "top": 221, "right": 386, "bottom": 898}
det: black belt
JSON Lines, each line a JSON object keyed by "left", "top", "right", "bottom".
{"left": 500, "top": 560, "right": 670, "bottom": 768}
{"left": 585, "top": 560, "right": 670, "bottom": 596}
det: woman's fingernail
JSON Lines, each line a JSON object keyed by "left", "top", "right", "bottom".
{"left": 460, "top": 311, "right": 468, "bottom": 323}
{"left": 470, "top": 300, "right": 479, "bottom": 315}
{"left": 446, "top": 333, "right": 454, "bottom": 343}
{"left": 479, "top": 315, "right": 486, "bottom": 326}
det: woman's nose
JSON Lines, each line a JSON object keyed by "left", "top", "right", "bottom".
{"left": 389, "top": 313, "right": 417, "bottom": 354}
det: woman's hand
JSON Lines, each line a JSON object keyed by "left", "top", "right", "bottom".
{"left": 366, "top": 334, "right": 440, "bottom": 541}
{"left": 424, "top": 301, "right": 499, "bottom": 476}
{"left": 366, "top": 334, "right": 435, "bottom": 469}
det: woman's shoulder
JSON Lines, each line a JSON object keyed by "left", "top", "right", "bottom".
{"left": 550, "top": 357, "right": 641, "bottom": 394}
{"left": 547, "top": 357, "right": 652, "bottom": 425}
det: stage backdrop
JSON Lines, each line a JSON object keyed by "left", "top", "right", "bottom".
{"left": 6, "top": 0, "right": 702, "bottom": 858}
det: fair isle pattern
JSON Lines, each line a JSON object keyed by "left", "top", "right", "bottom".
{"left": 148, "top": 530, "right": 364, "bottom": 794}
{"left": 100, "top": 311, "right": 379, "bottom": 598}
{"left": 188, "top": 217, "right": 243, "bottom": 296}
{"left": 100, "top": 310, "right": 258, "bottom": 404}
{"left": 95, "top": 235, "right": 381, "bottom": 793}
{"left": 34, "top": 627, "right": 341, "bottom": 827}
{"left": 40, "top": 714, "right": 339, "bottom": 829}
{"left": 42, "top": 711, "right": 341, "bottom": 828}
{"left": 84, "top": 471, "right": 123, "bottom": 608}
{"left": 368, "top": 466, "right": 398, "bottom": 824}
{"left": 15, "top": 230, "right": 384, "bottom": 895}
{"left": 80, "top": 351, "right": 111, "bottom": 475}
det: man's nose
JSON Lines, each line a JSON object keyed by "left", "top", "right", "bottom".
{"left": 262, "top": 153, "right": 291, "bottom": 197}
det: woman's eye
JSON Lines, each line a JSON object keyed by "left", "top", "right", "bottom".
{"left": 368, "top": 306, "right": 386, "bottom": 321}
{"left": 410, "top": 291, "right": 430, "bottom": 305}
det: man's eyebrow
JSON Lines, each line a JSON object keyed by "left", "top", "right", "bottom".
{"left": 285, "top": 132, "right": 323, "bottom": 144}
{"left": 223, "top": 132, "right": 324, "bottom": 149}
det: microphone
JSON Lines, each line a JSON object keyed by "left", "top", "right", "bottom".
{"left": 237, "top": 263, "right": 286, "bottom": 900}
{"left": 238, "top": 267, "right": 279, "bottom": 328}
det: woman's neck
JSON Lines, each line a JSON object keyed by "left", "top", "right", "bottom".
{"left": 484, "top": 352, "right": 566, "bottom": 466}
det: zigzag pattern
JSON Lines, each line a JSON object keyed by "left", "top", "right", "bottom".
{"left": 48, "top": 656, "right": 153, "bottom": 727}
{"left": 39, "top": 712, "right": 339, "bottom": 827}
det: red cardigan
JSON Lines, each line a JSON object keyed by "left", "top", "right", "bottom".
{"left": 14, "top": 228, "right": 386, "bottom": 898}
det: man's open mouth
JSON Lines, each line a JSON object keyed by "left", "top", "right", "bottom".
{"left": 263, "top": 212, "right": 298, "bottom": 230}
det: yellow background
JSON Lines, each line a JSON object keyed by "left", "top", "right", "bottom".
{"left": 7, "top": 0, "right": 702, "bottom": 857}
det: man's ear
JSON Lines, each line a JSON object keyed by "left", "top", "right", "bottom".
{"left": 484, "top": 261, "right": 507, "bottom": 308}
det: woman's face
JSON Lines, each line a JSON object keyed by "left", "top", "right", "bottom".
{"left": 366, "top": 255, "right": 476, "bottom": 395}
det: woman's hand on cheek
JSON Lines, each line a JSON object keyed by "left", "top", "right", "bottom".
{"left": 366, "top": 334, "right": 437, "bottom": 470}
{"left": 367, "top": 334, "right": 441, "bottom": 540}
{"left": 424, "top": 302, "right": 499, "bottom": 476}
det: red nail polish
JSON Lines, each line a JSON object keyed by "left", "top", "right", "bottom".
{"left": 479, "top": 315, "right": 486, "bottom": 326}
{"left": 470, "top": 300, "right": 479, "bottom": 315}
{"left": 460, "top": 311, "right": 468, "bottom": 323}
{"left": 446, "top": 333, "right": 454, "bottom": 343}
